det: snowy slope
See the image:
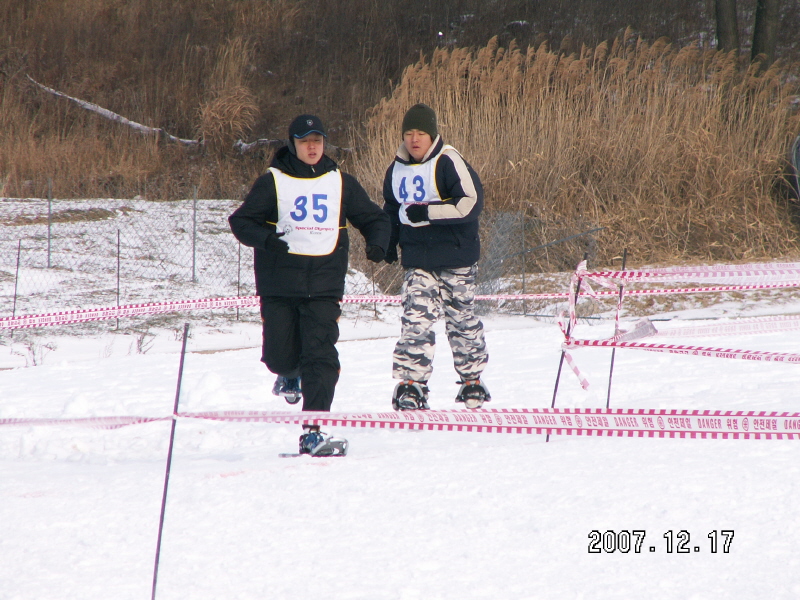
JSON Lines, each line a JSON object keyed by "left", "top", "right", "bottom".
{"left": 1, "top": 306, "right": 800, "bottom": 599}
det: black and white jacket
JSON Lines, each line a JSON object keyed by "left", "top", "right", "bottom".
{"left": 383, "top": 136, "right": 484, "bottom": 271}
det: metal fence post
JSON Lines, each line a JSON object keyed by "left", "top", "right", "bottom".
{"left": 547, "top": 252, "right": 589, "bottom": 442}
{"left": 151, "top": 322, "right": 191, "bottom": 600}
{"left": 520, "top": 210, "right": 526, "bottom": 316}
{"left": 236, "top": 242, "right": 241, "bottom": 321}
{"left": 606, "top": 248, "right": 628, "bottom": 408}
{"left": 116, "top": 229, "right": 121, "bottom": 330}
{"left": 371, "top": 262, "right": 378, "bottom": 318}
{"left": 47, "top": 178, "right": 52, "bottom": 268}
{"left": 192, "top": 186, "right": 198, "bottom": 284}
{"left": 11, "top": 240, "right": 22, "bottom": 341}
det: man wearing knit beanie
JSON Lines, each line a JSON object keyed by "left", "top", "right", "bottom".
{"left": 401, "top": 103, "right": 438, "bottom": 141}
{"left": 382, "top": 104, "right": 490, "bottom": 411}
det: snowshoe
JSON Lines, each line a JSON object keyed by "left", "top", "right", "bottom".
{"left": 272, "top": 376, "right": 302, "bottom": 405}
{"left": 298, "top": 425, "right": 348, "bottom": 456}
{"left": 391, "top": 381, "right": 430, "bottom": 411}
{"left": 309, "top": 435, "right": 348, "bottom": 457}
{"left": 455, "top": 379, "right": 490, "bottom": 409}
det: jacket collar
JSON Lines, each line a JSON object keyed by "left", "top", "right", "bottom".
{"left": 271, "top": 146, "right": 338, "bottom": 177}
{"left": 395, "top": 135, "right": 443, "bottom": 165}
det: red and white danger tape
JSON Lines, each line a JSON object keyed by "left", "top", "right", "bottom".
{"left": 580, "top": 261, "right": 800, "bottom": 284}
{"left": 0, "top": 293, "right": 579, "bottom": 330}
{"left": 0, "top": 296, "right": 260, "bottom": 330}
{"left": 4, "top": 280, "right": 800, "bottom": 331}
{"left": 3, "top": 408, "right": 798, "bottom": 440}
{"left": 558, "top": 261, "right": 800, "bottom": 390}
{"left": 567, "top": 314, "right": 800, "bottom": 348}
{"left": 0, "top": 415, "right": 167, "bottom": 429}
{"left": 2, "top": 294, "right": 549, "bottom": 330}
{"left": 180, "top": 408, "right": 800, "bottom": 439}
{"left": 654, "top": 314, "right": 800, "bottom": 338}
{"left": 563, "top": 352, "right": 591, "bottom": 390}
{"left": 611, "top": 282, "right": 800, "bottom": 297}
{"left": 565, "top": 338, "right": 800, "bottom": 364}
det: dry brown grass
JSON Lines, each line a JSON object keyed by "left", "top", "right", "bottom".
{"left": 0, "top": 0, "right": 428, "bottom": 200}
{"left": 4, "top": 0, "right": 471, "bottom": 199}
{"left": 0, "top": 0, "right": 312, "bottom": 199}
{"left": 353, "top": 34, "right": 800, "bottom": 267}
{"left": 198, "top": 37, "right": 259, "bottom": 155}
{"left": 2, "top": 1, "right": 800, "bottom": 269}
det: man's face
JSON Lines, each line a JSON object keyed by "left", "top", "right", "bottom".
{"left": 403, "top": 129, "right": 433, "bottom": 162}
{"left": 294, "top": 133, "right": 325, "bottom": 165}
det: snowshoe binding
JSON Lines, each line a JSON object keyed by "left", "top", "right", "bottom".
{"left": 299, "top": 425, "right": 348, "bottom": 457}
{"left": 455, "top": 379, "right": 490, "bottom": 409}
{"left": 391, "top": 380, "right": 430, "bottom": 411}
{"left": 273, "top": 376, "right": 302, "bottom": 405}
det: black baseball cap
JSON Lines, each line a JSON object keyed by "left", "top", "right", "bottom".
{"left": 288, "top": 114, "right": 327, "bottom": 139}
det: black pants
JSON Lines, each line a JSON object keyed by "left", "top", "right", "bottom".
{"left": 259, "top": 296, "right": 341, "bottom": 412}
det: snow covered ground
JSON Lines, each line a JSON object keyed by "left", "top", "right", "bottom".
{"left": 2, "top": 295, "right": 800, "bottom": 599}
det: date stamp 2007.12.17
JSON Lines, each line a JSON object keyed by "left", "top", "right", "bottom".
{"left": 588, "top": 530, "right": 734, "bottom": 554}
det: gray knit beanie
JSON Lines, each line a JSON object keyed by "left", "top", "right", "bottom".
{"left": 401, "top": 103, "right": 438, "bottom": 139}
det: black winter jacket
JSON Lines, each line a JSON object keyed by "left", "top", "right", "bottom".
{"left": 383, "top": 136, "right": 484, "bottom": 271}
{"left": 229, "top": 147, "right": 390, "bottom": 298}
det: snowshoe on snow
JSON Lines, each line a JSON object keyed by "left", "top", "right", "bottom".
{"left": 272, "top": 376, "right": 302, "bottom": 405}
{"left": 298, "top": 425, "right": 348, "bottom": 457}
{"left": 391, "top": 381, "right": 430, "bottom": 411}
{"left": 455, "top": 379, "right": 490, "bottom": 409}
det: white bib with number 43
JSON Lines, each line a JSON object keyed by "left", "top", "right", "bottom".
{"left": 270, "top": 168, "right": 343, "bottom": 256}
{"left": 391, "top": 145, "right": 456, "bottom": 227}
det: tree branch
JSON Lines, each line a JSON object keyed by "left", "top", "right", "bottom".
{"left": 27, "top": 75, "right": 201, "bottom": 147}
{"left": 27, "top": 75, "right": 356, "bottom": 157}
{"left": 232, "top": 138, "right": 284, "bottom": 153}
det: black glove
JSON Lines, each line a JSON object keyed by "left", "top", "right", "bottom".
{"left": 405, "top": 204, "right": 428, "bottom": 223}
{"left": 265, "top": 230, "right": 289, "bottom": 253}
{"left": 365, "top": 245, "right": 385, "bottom": 263}
{"left": 384, "top": 245, "right": 398, "bottom": 264}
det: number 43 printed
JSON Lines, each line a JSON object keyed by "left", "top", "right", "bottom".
{"left": 399, "top": 176, "right": 426, "bottom": 202}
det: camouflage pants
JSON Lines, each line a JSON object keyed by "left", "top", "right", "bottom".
{"left": 393, "top": 265, "right": 488, "bottom": 383}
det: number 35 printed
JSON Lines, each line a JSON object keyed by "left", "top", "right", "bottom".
{"left": 290, "top": 194, "right": 328, "bottom": 223}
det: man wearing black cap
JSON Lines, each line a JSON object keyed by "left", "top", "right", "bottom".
{"left": 229, "top": 114, "right": 390, "bottom": 455}
{"left": 383, "top": 103, "right": 490, "bottom": 411}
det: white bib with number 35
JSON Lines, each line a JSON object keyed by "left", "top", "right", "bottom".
{"left": 391, "top": 145, "right": 455, "bottom": 227}
{"left": 270, "top": 168, "right": 343, "bottom": 256}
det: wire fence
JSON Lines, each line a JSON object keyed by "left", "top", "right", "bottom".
{"left": 0, "top": 197, "right": 246, "bottom": 317}
{"left": 0, "top": 197, "right": 602, "bottom": 330}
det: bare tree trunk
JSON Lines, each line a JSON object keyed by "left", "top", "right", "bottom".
{"left": 751, "top": 0, "right": 779, "bottom": 65}
{"left": 715, "top": 0, "right": 740, "bottom": 53}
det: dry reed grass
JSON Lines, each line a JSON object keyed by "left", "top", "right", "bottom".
{"left": 2, "top": 1, "right": 800, "bottom": 268}
{"left": 0, "top": 0, "right": 307, "bottom": 199}
{"left": 353, "top": 34, "right": 800, "bottom": 266}
{"left": 198, "top": 37, "right": 259, "bottom": 155}
{"left": 1, "top": 0, "right": 433, "bottom": 200}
